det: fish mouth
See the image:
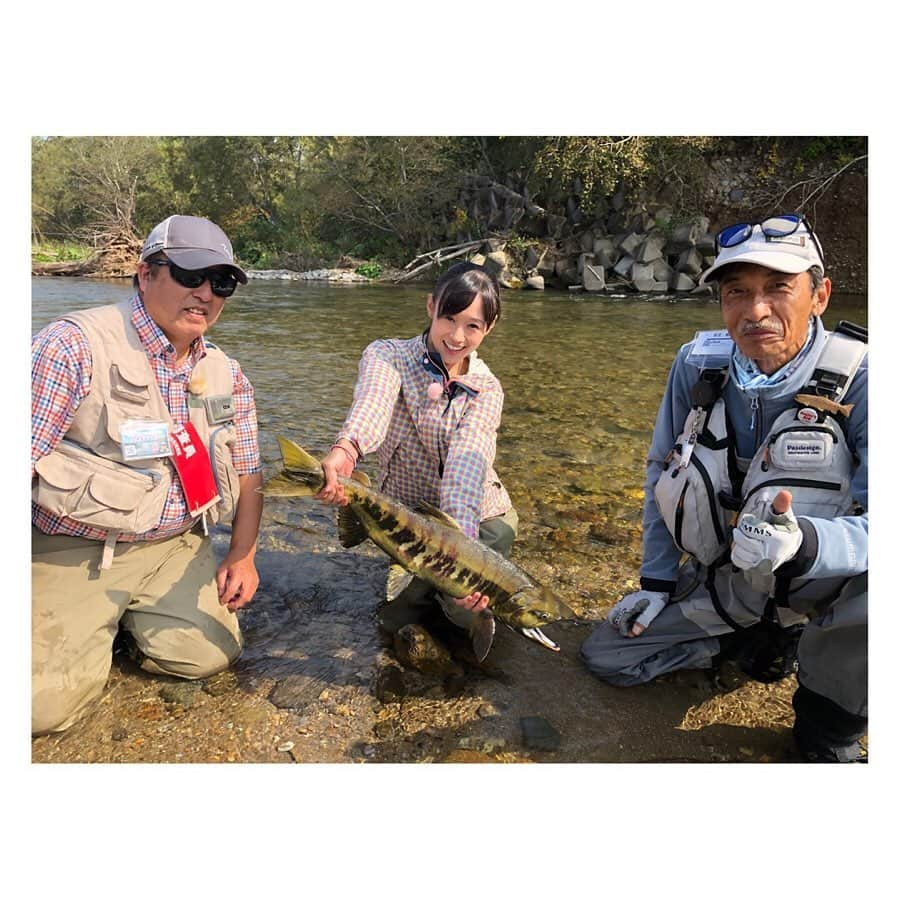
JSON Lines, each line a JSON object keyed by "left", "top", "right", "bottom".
{"left": 517, "top": 625, "right": 560, "bottom": 652}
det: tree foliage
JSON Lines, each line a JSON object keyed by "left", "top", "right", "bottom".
{"left": 32, "top": 135, "right": 866, "bottom": 268}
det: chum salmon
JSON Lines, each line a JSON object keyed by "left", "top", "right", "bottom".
{"left": 262, "top": 437, "right": 574, "bottom": 660}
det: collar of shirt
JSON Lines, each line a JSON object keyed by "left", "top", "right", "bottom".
{"left": 730, "top": 317, "right": 817, "bottom": 394}
{"left": 130, "top": 294, "right": 208, "bottom": 367}
{"left": 417, "top": 330, "right": 480, "bottom": 399}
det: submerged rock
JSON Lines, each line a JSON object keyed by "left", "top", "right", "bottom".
{"left": 520, "top": 716, "right": 562, "bottom": 751}
{"left": 393, "top": 625, "right": 464, "bottom": 679}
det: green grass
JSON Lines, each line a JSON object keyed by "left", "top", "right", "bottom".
{"left": 32, "top": 240, "right": 91, "bottom": 264}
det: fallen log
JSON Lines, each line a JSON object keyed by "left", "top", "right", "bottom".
{"left": 393, "top": 240, "right": 484, "bottom": 283}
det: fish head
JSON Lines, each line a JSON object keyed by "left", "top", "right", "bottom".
{"left": 504, "top": 586, "right": 574, "bottom": 629}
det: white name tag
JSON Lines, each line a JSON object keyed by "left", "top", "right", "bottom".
{"left": 119, "top": 419, "right": 172, "bottom": 461}
{"left": 686, "top": 330, "right": 734, "bottom": 369}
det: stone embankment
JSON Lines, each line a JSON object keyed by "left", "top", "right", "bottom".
{"left": 448, "top": 175, "right": 716, "bottom": 294}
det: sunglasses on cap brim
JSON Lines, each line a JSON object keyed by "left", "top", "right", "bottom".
{"left": 148, "top": 260, "right": 239, "bottom": 298}
{"left": 715, "top": 213, "right": 826, "bottom": 268}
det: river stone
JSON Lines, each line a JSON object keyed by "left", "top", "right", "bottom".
{"left": 525, "top": 275, "right": 545, "bottom": 290}
{"left": 524, "top": 246, "right": 540, "bottom": 269}
{"left": 393, "top": 625, "right": 464, "bottom": 679}
{"left": 483, "top": 251, "right": 509, "bottom": 276}
{"left": 520, "top": 716, "right": 562, "bottom": 751}
{"left": 159, "top": 682, "right": 202, "bottom": 708}
{"left": 374, "top": 664, "right": 406, "bottom": 703}
{"left": 203, "top": 670, "right": 239, "bottom": 697}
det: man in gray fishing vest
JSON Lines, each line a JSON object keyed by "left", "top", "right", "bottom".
{"left": 580, "top": 214, "right": 868, "bottom": 763}
{"left": 32, "top": 215, "right": 264, "bottom": 736}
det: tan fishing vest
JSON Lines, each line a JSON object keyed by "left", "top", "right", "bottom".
{"left": 32, "top": 299, "right": 241, "bottom": 541}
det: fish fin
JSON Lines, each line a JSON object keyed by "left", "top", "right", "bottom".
{"left": 261, "top": 472, "right": 316, "bottom": 497}
{"left": 385, "top": 564, "right": 414, "bottom": 601}
{"left": 350, "top": 470, "right": 372, "bottom": 487}
{"left": 277, "top": 436, "right": 321, "bottom": 472}
{"left": 414, "top": 501, "right": 464, "bottom": 531}
{"left": 337, "top": 506, "right": 369, "bottom": 548}
{"left": 469, "top": 613, "right": 496, "bottom": 662}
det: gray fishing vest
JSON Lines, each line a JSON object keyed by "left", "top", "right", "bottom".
{"left": 654, "top": 324, "right": 867, "bottom": 567}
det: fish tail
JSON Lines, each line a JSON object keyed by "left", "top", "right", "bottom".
{"left": 260, "top": 436, "right": 325, "bottom": 497}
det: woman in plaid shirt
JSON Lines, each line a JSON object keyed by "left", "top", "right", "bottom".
{"left": 317, "top": 262, "right": 517, "bottom": 641}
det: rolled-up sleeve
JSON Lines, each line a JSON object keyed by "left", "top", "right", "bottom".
{"left": 336, "top": 341, "right": 402, "bottom": 456}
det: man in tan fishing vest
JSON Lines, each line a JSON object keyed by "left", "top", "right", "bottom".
{"left": 32, "top": 215, "right": 264, "bottom": 736}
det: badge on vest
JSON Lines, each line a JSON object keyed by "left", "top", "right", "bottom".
{"left": 205, "top": 394, "right": 236, "bottom": 425}
{"left": 686, "top": 330, "right": 734, "bottom": 370}
{"left": 119, "top": 419, "right": 172, "bottom": 461}
{"left": 169, "top": 422, "right": 221, "bottom": 516}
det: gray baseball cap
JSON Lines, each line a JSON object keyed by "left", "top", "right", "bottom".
{"left": 140, "top": 215, "right": 248, "bottom": 283}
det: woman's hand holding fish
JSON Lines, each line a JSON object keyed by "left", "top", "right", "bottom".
{"left": 452, "top": 591, "right": 490, "bottom": 613}
{"left": 316, "top": 444, "right": 356, "bottom": 506}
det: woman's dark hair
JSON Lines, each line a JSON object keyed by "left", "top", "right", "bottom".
{"left": 432, "top": 261, "right": 501, "bottom": 326}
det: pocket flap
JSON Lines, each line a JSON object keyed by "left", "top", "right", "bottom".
{"left": 87, "top": 473, "right": 149, "bottom": 510}
{"left": 34, "top": 452, "right": 90, "bottom": 490}
{"left": 110, "top": 361, "right": 152, "bottom": 402}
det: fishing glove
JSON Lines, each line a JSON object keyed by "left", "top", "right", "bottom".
{"left": 731, "top": 506, "right": 803, "bottom": 593}
{"left": 607, "top": 589, "right": 668, "bottom": 637}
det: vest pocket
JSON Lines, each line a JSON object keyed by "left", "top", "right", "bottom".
{"left": 109, "top": 362, "right": 153, "bottom": 404}
{"left": 205, "top": 425, "right": 241, "bottom": 525}
{"left": 655, "top": 455, "right": 730, "bottom": 566}
{"left": 33, "top": 441, "right": 170, "bottom": 533}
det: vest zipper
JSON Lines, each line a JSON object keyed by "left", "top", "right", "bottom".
{"left": 743, "top": 477, "right": 842, "bottom": 506}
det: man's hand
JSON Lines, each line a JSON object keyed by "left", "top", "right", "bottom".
{"left": 731, "top": 490, "right": 802, "bottom": 585}
{"left": 607, "top": 589, "right": 668, "bottom": 637}
{"left": 216, "top": 552, "right": 260, "bottom": 612}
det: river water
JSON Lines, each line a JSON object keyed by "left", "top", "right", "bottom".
{"left": 30, "top": 276, "right": 868, "bottom": 748}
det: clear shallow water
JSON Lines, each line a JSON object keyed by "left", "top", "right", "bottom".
{"left": 31, "top": 277, "right": 868, "bottom": 689}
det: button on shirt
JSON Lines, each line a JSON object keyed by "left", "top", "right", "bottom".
{"left": 336, "top": 334, "right": 511, "bottom": 539}
{"left": 32, "top": 295, "right": 261, "bottom": 541}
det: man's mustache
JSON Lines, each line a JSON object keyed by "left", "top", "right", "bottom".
{"left": 740, "top": 320, "right": 784, "bottom": 336}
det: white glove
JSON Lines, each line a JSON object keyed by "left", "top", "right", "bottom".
{"left": 607, "top": 589, "right": 668, "bottom": 637}
{"left": 731, "top": 504, "right": 802, "bottom": 589}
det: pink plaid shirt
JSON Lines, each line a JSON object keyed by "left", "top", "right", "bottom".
{"left": 336, "top": 333, "right": 511, "bottom": 539}
{"left": 32, "top": 294, "right": 261, "bottom": 541}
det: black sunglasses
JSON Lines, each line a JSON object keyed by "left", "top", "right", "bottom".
{"left": 716, "top": 213, "right": 826, "bottom": 268}
{"left": 148, "top": 260, "right": 239, "bottom": 298}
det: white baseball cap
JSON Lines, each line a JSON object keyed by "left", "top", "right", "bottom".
{"left": 699, "top": 216, "right": 825, "bottom": 285}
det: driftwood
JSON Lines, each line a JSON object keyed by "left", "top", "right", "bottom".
{"left": 32, "top": 228, "right": 142, "bottom": 279}
{"left": 393, "top": 239, "right": 484, "bottom": 283}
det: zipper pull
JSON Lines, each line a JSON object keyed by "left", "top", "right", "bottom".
{"left": 749, "top": 396, "right": 759, "bottom": 431}
{"left": 679, "top": 407, "right": 703, "bottom": 468}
